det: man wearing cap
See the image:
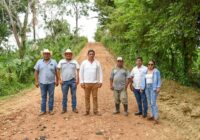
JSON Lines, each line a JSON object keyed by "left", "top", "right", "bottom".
{"left": 80, "top": 49, "right": 103, "bottom": 116}
{"left": 110, "top": 57, "right": 130, "bottom": 116}
{"left": 57, "top": 49, "right": 79, "bottom": 113}
{"left": 34, "top": 49, "right": 59, "bottom": 115}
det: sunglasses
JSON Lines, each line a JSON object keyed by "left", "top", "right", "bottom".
{"left": 89, "top": 53, "right": 95, "bottom": 55}
{"left": 148, "top": 63, "right": 154, "bottom": 66}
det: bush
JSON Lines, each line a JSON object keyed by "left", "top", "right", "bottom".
{"left": 0, "top": 35, "right": 87, "bottom": 97}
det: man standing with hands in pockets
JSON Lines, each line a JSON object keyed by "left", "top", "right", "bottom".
{"left": 80, "top": 49, "right": 103, "bottom": 116}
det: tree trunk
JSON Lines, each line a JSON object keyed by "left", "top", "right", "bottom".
{"left": 1, "top": 0, "right": 22, "bottom": 49}
{"left": 1, "top": 0, "right": 30, "bottom": 58}
{"left": 31, "top": 0, "right": 36, "bottom": 42}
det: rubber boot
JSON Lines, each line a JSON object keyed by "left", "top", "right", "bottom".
{"left": 113, "top": 103, "right": 120, "bottom": 114}
{"left": 123, "top": 104, "right": 128, "bottom": 116}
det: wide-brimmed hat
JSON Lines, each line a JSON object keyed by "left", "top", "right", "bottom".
{"left": 41, "top": 49, "right": 52, "bottom": 55}
{"left": 117, "top": 57, "right": 123, "bottom": 61}
{"left": 64, "top": 49, "right": 72, "bottom": 54}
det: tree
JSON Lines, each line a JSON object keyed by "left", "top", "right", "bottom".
{"left": 0, "top": 0, "right": 32, "bottom": 58}
{"left": 0, "top": 6, "right": 10, "bottom": 45}
{"left": 95, "top": 0, "right": 200, "bottom": 85}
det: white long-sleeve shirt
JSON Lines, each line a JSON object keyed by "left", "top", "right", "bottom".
{"left": 80, "top": 59, "right": 103, "bottom": 84}
{"left": 130, "top": 65, "right": 147, "bottom": 89}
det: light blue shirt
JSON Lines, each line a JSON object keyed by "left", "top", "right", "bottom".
{"left": 141, "top": 68, "right": 161, "bottom": 90}
{"left": 34, "top": 59, "right": 57, "bottom": 84}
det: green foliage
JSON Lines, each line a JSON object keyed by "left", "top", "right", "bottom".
{"left": 45, "top": 19, "right": 71, "bottom": 37}
{"left": 95, "top": 0, "right": 200, "bottom": 87}
{"left": 0, "top": 35, "right": 87, "bottom": 97}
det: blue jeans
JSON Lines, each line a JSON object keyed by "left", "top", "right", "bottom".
{"left": 61, "top": 78, "right": 77, "bottom": 110}
{"left": 133, "top": 89, "right": 148, "bottom": 116}
{"left": 145, "top": 84, "right": 158, "bottom": 119}
{"left": 39, "top": 83, "right": 55, "bottom": 112}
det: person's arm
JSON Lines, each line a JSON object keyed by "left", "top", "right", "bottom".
{"left": 80, "top": 61, "right": 85, "bottom": 89}
{"left": 76, "top": 61, "right": 80, "bottom": 85}
{"left": 156, "top": 70, "right": 161, "bottom": 93}
{"left": 125, "top": 70, "right": 130, "bottom": 90}
{"left": 57, "top": 68, "right": 63, "bottom": 85}
{"left": 76, "top": 69, "right": 79, "bottom": 85}
{"left": 55, "top": 69, "right": 59, "bottom": 86}
{"left": 110, "top": 69, "right": 114, "bottom": 90}
{"left": 34, "top": 61, "right": 39, "bottom": 88}
{"left": 110, "top": 79, "right": 114, "bottom": 90}
{"left": 54, "top": 61, "right": 59, "bottom": 86}
{"left": 34, "top": 70, "right": 39, "bottom": 88}
{"left": 98, "top": 62, "right": 103, "bottom": 88}
{"left": 140, "top": 73, "right": 146, "bottom": 93}
{"left": 129, "top": 69, "right": 134, "bottom": 91}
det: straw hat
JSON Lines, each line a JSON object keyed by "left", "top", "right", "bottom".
{"left": 41, "top": 49, "right": 52, "bottom": 55}
{"left": 117, "top": 57, "right": 123, "bottom": 61}
{"left": 64, "top": 49, "right": 72, "bottom": 54}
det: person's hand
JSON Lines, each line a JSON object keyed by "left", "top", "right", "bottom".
{"left": 156, "top": 88, "right": 160, "bottom": 94}
{"left": 130, "top": 85, "right": 133, "bottom": 91}
{"left": 59, "top": 80, "right": 63, "bottom": 85}
{"left": 110, "top": 85, "right": 114, "bottom": 90}
{"left": 55, "top": 81, "right": 59, "bottom": 86}
{"left": 76, "top": 80, "right": 79, "bottom": 85}
{"left": 98, "top": 83, "right": 102, "bottom": 88}
{"left": 35, "top": 81, "right": 39, "bottom": 88}
{"left": 140, "top": 89, "right": 144, "bottom": 93}
{"left": 81, "top": 83, "right": 85, "bottom": 89}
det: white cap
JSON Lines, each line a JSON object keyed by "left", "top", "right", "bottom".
{"left": 117, "top": 57, "right": 123, "bottom": 61}
{"left": 41, "top": 49, "right": 52, "bottom": 55}
{"left": 64, "top": 49, "right": 72, "bottom": 53}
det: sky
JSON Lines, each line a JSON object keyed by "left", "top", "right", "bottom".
{"left": 7, "top": 0, "right": 98, "bottom": 47}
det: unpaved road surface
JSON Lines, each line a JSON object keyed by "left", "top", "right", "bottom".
{"left": 0, "top": 43, "right": 199, "bottom": 140}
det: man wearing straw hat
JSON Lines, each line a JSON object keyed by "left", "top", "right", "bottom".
{"left": 110, "top": 57, "right": 130, "bottom": 116}
{"left": 80, "top": 49, "right": 103, "bottom": 116}
{"left": 57, "top": 49, "right": 79, "bottom": 114}
{"left": 34, "top": 49, "right": 59, "bottom": 115}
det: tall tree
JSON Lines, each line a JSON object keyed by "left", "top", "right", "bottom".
{"left": 0, "top": 0, "right": 32, "bottom": 58}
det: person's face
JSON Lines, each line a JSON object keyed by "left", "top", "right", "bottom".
{"left": 148, "top": 61, "right": 154, "bottom": 70}
{"left": 117, "top": 60, "right": 123, "bottom": 67}
{"left": 136, "top": 59, "right": 142, "bottom": 67}
{"left": 88, "top": 52, "right": 95, "bottom": 60}
{"left": 43, "top": 53, "right": 51, "bottom": 60}
{"left": 65, "top": 53, "right": 72, "bottom": 60}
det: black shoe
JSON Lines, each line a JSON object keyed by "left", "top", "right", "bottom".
{"left": 94, "top": 112, "right": 101, "bottom": 116}
{"left": 61, "top": 109, "right": 67, "bottom": 114}
{"left": 134, "top": 112, "right": 142, "bottom": 116}
{"left": 72, "top": 108, "right": 78, "bottom": 113}
{"left": 83, "top": 112, "right": 89, "bottom": 116}
{"left": 142, "top": 115, "right": 147, "bottom": 118}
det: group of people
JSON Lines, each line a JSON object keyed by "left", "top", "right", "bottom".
{"left": 34, "top": 48, "right": 161, "bottom": 124}
{"left": 111, "top": 56, "right": 161, "bottom": 124}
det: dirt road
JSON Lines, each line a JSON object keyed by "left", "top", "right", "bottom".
{"left": 0, "top": 43, "right": 196, "bottom": 140}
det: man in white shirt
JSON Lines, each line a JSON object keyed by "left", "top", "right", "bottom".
{"left": 130, "top": 57, "right": 148, "bottom": 118}
{"left": 80, "top": 49, "right": 103, "bottom": 116}
{"left": 57, "top": 49, "right": 79, "bottom": 114}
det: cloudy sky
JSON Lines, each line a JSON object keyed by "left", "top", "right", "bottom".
{"left": 7, "top": 0, "right": 98, "bottom": 47}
